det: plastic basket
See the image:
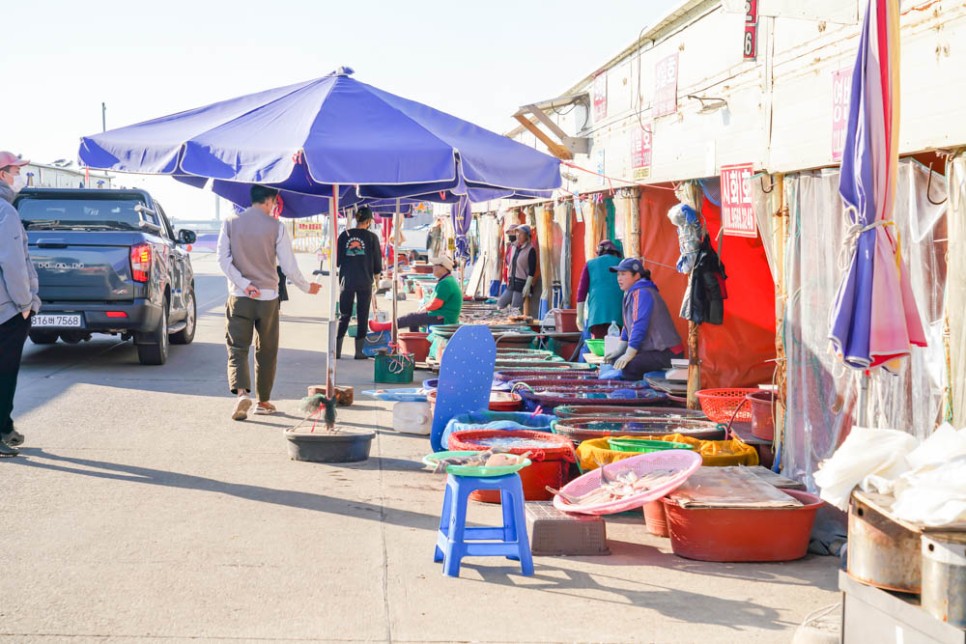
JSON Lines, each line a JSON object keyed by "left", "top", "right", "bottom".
{"left": 448, "top": 429, "right": 576, "bottom": 501}
{"left": 422, "top": 450, "right": 531, "bottom": 477}
{"left": 552, "top": 450, "right": 702, "bottom": 515}
{"left": 607, "top": 438, "right": 695, "bottom": 453}
{"left": 552, "top": 417, "right": 725, "bottom": 445}
{"left": 655, "top": 433, "right": 760, "bottom": 467}
{"left": 585, "top": 339, "right": 606, "bottom": 356}
{"left": 554, "top": 405, "right": 702, "bottom": 419}
{"left": 374, "top": 353, "right": 415, "bottom": 384}
{"left": 694, "top": 388, "right": 761, "bottom": 423}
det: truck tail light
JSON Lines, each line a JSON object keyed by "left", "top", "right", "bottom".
{"left": 130, "top": 244, "right": 151, "bottom": 283}
{"left": 106, "top": 311, "right": 128, "bottom": 319}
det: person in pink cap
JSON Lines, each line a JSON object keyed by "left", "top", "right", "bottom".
{"left": 0, "top": 151, "right": 39, "bottom": 457}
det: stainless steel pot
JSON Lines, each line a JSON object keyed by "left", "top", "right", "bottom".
{"left": 921, "top": 533, "right": 966, "bottom": 628}
{"left": 847, "top": 494, "right": 921, "bottom": 593}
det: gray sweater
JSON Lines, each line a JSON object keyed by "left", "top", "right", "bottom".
{"left": 0, "top": 183, "right": 40, "bottom": 325}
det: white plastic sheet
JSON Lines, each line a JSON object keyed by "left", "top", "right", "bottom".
{"left": 813, "top": 426, "right": 919, "bottom": 510}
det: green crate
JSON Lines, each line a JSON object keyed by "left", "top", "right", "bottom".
{"left": 374, "top": 353, "right": 415, "bottom": 384}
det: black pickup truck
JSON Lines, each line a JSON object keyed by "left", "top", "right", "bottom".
{"left": 14, "top": 188, "right": 197, "bottom": 365}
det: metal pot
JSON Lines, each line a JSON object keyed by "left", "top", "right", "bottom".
{"left": 847, "top": 494, "right": 921, "bottom": 593}
{"left": 922, "top": 533, "right": 966, "bottom": 628}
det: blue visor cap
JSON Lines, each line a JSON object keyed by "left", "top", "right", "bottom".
{"left": 609, "top": 257, "right": 645, "bottom": 274}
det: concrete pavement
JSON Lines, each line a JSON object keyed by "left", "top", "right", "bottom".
{"left": 0, "top": 253, "right": 839, "bottom": 643}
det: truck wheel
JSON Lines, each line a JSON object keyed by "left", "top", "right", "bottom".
{"left": 28, "top": 331, "right": 59, "bottom": 345}
{"left": 137, "top": 303, "right": 169, "bottom": 366}
{"left": 171, "top": 287, "right": 196, "bottom": 345}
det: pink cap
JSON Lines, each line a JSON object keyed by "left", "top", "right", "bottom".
{"left": 0, "top": 151, "right": 29, "bottom": 168}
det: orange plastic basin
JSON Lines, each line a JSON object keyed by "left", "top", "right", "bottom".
{"left": 662, "top": 489, "right": 822, "bottom": 562}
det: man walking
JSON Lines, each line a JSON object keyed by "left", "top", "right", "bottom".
{"left": 217, "top": 185, "right": 320, "bottom": 421}
{"left": 0, "top": 152, "right": 39, "bottom": 457}
{"left": 336, "top": 206, "right": 382, "bottom": 359}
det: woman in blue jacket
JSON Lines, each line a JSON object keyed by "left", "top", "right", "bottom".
{"left": 603, "top": 257, "right": 684, "bottom": 381}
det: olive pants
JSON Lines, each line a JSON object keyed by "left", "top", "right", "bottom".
{"left": 225, "top": 296, "right": 280, "bottom": 402}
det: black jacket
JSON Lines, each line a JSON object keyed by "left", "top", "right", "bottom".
{"left": 681, "top": 235, "right": 726, "bottom": 325}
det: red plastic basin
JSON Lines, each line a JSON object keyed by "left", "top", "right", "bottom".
{"left": 747, "top": 390, "right": 776, "bottom": 440}
{"left": 553, "top": 309, "right": 579, "bottom": 333}
{"left": 643, "top": 499, "right": 670, "bottom": 537}
{"left": 662, "top": 489, "right": 822, "bottom": 562}
{"left": 398, "top": 332, "right": 431, "bottom": 363}
{"left": 448, "top": 429, "right": 576, "bottom": 502}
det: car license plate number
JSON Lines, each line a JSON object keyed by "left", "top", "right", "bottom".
{"left": 32, "top": 314, "right": 83, "bottom": 328}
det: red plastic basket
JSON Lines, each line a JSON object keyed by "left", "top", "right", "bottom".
{"left": 694, "top": 388, "right": 760, "bottom": 423}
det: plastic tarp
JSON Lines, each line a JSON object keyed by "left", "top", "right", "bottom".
{"left": 637, "top": 185, "right": 775, "bottom": 388}
{"left": 947, "top": 153, "right": 966, "bottom": 426}
{"left": 698, "top": 196, "right": 777, "bottom": 389}
{"left": 783, "top": 161, "right": 947, "bottom": 489}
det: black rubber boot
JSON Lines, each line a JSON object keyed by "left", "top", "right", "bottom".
{"left": 335, "top": 336, "right": 344, "bottom": 359}
{"left": 353, "top": 336, "right": 368, "bottom": 360}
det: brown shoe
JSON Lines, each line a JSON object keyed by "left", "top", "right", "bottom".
{"left": 232, "top": 397, "right": 253, "bottom": 421}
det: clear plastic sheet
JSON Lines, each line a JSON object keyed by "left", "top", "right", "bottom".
{"left": 947, "top": 154, "right": 966, "bottom": 427}
{"left": 752, "top": 175, "right": 778, "bottom": 279}
{"left": 783, "top": 161, "right": 947, "bottom": 489}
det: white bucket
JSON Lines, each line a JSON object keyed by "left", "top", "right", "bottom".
{"left": 604, "top": 335, "right": 623, "bottom": 356}
{"left": 393, "top": 402, "right": 432, "bottom": 435}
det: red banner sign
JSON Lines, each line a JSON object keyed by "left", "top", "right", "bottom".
{"left": 744, "top": 0, "right": 759, "bottom": 60}
{"left": 831, "top": 67, "right": 854, "bottom": 161}
{"left": 653, "top": 53, "right": 678, "bottom": 118}
{"left": 631, "top": 127, "right": 652, "bottom": 180}
{"left": 720, "top": 163, "right": 757, "bottom": 238}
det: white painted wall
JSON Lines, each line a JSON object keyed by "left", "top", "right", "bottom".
{"left": 506, "top": 0, "right": 964, "bottom": 196}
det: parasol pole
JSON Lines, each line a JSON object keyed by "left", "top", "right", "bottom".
{"left": 326, "top": 185, "right": 340, "bottom": 417}
{"left": 392, "top": 198, "right": 401, "bottom": 347}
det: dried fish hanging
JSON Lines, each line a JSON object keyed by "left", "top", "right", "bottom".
{"left": 536, "top": 203, "right": 556, "bottom": 316}
{"left": 555, "top": 200, "right": 573, "bottom": 307}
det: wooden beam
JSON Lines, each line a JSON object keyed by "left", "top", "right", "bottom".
{"left": 513, "top": 114, "right": 573, "bottom": 161}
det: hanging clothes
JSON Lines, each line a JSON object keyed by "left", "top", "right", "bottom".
{"left": 681, "top": 235, "right": 727, "bottom": 325}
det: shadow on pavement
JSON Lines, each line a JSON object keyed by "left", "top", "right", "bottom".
{"left": 8, "top": 448, "right": 439, "bottom": 532}
{"left": 463, "top": 560, "right": 793, "bottom": 630}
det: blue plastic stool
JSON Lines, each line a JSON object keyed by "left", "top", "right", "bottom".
{"left": 434, "top": 473, "right": 534, "bottom": 578}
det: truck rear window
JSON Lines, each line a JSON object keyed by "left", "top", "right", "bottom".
{"left": 18, "top": 198, "right": 158, "bottom": 231}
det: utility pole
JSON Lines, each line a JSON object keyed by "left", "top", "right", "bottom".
{"left": 101, "top": 102, "right": 107, "bottom": 132}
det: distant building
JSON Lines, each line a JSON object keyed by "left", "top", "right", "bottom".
{"left": 23, "top": 161, "right": 113, "bottom": 190}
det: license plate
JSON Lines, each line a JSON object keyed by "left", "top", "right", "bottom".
{"left": 33, "top": 314, "right": 83, "bottom": 328}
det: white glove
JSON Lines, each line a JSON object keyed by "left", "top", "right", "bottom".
{"left": 575, "top": 303, "right": 586, "bottom": 331}
{"left": 521, "top": 276, "right": 534, "bottom": 299}
{"left": 603, "top": 341, "right": 628, "bottom": 364}
{"left": 614, "top": 347, "right": 638, "bottom": 371}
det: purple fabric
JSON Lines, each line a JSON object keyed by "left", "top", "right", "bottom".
{"left": 576, "top": 265, "right": 590, "bottom": 304}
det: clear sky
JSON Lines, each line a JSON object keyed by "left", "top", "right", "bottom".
{"left": 2, "top": 0, "right": 680, "bottom": 219}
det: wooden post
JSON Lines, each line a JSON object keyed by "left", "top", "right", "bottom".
{"left": 629, "top": 187, "right": 641, "bottom": 257}
{"left": 686, "top": 322, "right": 701, "bottom": 410}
